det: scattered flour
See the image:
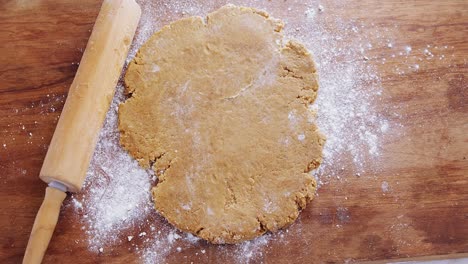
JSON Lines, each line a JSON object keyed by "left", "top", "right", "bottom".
{"left": 70, "top": 89, "right": 154, "bottom": 251}
{"left": 292, "top": 13, "right": 389, "bottom": 181}
{"left": 381, "top": 181, "right": 390, "bottom": 193}
{"left": 235, "top": 235, "right": 270, "bottom": 263}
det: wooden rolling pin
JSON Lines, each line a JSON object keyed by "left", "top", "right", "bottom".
{"left": 23, "top": 1, "right": 141, "bottom": 263}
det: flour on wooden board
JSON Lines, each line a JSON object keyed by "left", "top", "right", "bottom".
{"left": 62, "top": 0, "right": 456, "bottom": 263}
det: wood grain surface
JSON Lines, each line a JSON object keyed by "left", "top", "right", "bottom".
{"left": 1, "top": 0, "right": 467, "bottom": 263}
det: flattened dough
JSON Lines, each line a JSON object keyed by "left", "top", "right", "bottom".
{"left": 119, "top": 5, "right": 325, "bottom": 244}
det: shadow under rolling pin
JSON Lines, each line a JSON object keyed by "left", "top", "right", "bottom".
{"left": 23, "top": 1, "right": 141, "bottom": 263}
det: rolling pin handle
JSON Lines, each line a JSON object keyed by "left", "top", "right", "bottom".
{"left": 23, "top": 182, "right": 68, "bottom": 264}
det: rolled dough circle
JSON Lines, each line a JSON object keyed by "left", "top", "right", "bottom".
{"left": 119, "top": 5, "right": 325, "bottom": 244}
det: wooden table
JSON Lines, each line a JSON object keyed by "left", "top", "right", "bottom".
{"left": 1, "top": 0, "right": 467, "bottom": 263}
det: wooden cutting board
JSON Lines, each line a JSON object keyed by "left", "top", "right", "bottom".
{"left": 0, "top": 0, "right": 467, "bottom": 263}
